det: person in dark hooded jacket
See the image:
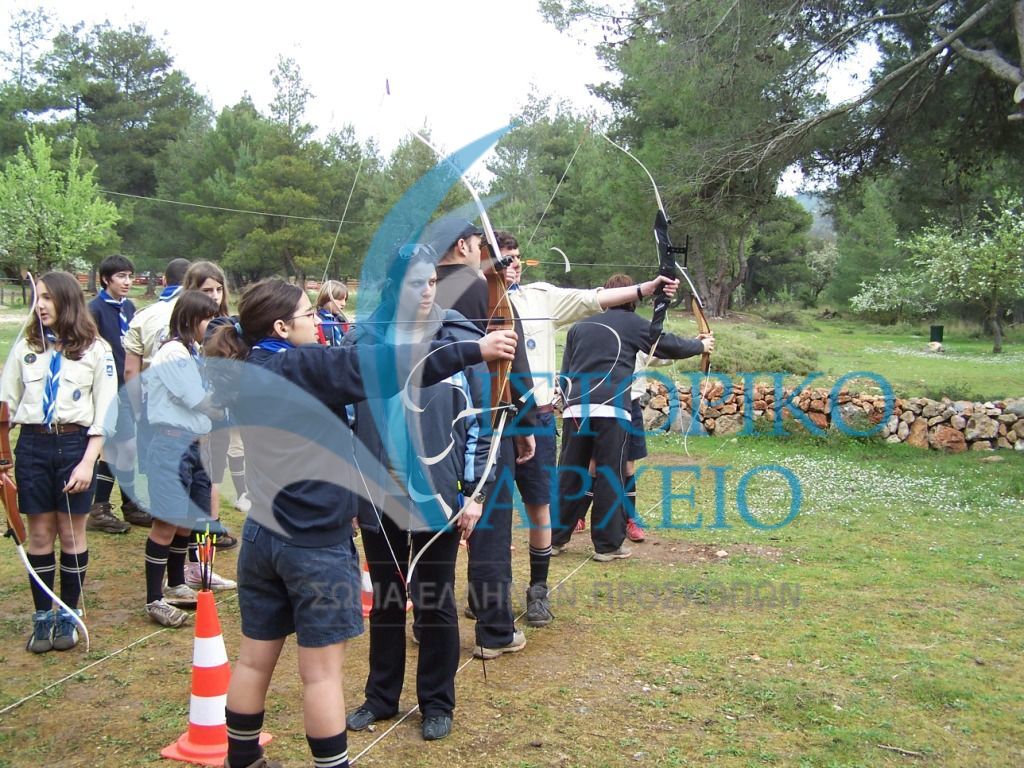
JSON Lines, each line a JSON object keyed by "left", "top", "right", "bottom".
{"left": 343, "top": 245, "right": 498, "bottom": 742}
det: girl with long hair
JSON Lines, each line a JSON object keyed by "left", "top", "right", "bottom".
{"left": 1, "top": 271, "right": 117, "bottom": 652}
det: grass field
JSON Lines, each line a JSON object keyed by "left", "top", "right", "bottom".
{"left": 0, "top": 299, "right": 1021, "bottom": 766}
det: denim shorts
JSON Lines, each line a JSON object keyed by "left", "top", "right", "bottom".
{"left": 14, "top": 429, "right": 95, "bottom": 515}
{"left": 145, "top": 430, "right": 211, "bottom": 527}
{"left": 236, "top": 517, "right": 364, "bottom": 648}
{"left": 513, "top": 409, "right": 556, "bottom": 505}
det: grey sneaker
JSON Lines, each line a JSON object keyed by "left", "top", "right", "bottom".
{"left": 51, "top": 607, "right": 82, "bottom": 650}
{"left": 593, "top": 545, "right": 632, "bottom": 562}
{"left": 26, "top": 609, "right": 54, "bottom": 653}
{"left": 163, "top": 583, "right": 198, "bottom": 608}
{"left": 86, "top": 502, "right": 131, "bottom": 534}
{"left": 524, "top": 583, "right": 553, "bottom": 627}
{"left": 473, "top": 628, "right": 527, "bottom": 660}
{"left": 146, "top": 599, "right": 189, "bottom": 628}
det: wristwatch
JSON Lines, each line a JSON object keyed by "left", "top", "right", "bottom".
{"left": 472, "top": 492, "right": 487, "bottom": 505}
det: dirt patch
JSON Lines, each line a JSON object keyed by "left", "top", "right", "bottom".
{"left": 551, "top": 537, "right": 785, "bottom": 566}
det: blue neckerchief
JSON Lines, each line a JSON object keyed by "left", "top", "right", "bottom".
{"left": 99, "top": 289, "right": 130, "bottom": 335}
{"left": 508, "top": 283, "right": 520, "bottom": 292}
{"left": 159, "top": 285, "right": 182, "bottom": 302}
{"left": 317, "top": 309, "right": 343, "bottom": 346}
{"left": 41, "top": 330, "right": 61, "bottom": 425}
{"left": 252, "top": 338, "right": 295, "bottom": 354}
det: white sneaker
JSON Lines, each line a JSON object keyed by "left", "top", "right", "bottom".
{"left": 163, "top": 583, "right": 199, "bottom": 607}
{"left": 184, "top": 561, "right": 237, "bottom": 591}
{"left": 234, "top": 492, "right": 252, "bottom": 514}
{"left": 146, "top": 599, "right": 189, "bottom": 628}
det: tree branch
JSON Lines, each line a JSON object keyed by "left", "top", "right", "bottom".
{"left": 794, "top": 0, "right": 947, "bottom": 78}
{"left": 947, "top": 38, "right": 1022, "bottom": 85}
{"left": 697, "top": 0, "right": 1003, "bottom": 189}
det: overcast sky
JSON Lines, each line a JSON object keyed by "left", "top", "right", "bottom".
{"left": 6, "top": 0, "right": 612, "bottom": 161}
{"left": 5, "top": 2, "right": 877, "bottom": 194}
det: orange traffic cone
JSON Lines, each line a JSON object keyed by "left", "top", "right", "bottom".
{"left": 162, "top": 590, "right": 271, "bottom": 766}
{"left": 361, "top": 559, "right": 374, "bottom": 618}
{"left": 361, "top": 560, "right": 413, "bottom": 619}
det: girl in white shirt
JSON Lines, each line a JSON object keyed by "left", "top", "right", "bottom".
{"left": 1, "top": 271, "right": 117, "bottom": 653}
{"left": 141, "top": 290, "right": 222, "bottom": 627}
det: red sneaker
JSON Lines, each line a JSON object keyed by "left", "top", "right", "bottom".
{"left": 574, "top": 518, "right": 586, "bottom": 533}
{"left": 626, "top": 519, "right": 646, "bottom": 542}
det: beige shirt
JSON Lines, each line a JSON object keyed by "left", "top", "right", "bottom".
{"left": 122, "top": 295, "right": 178, "bottom": 370}
{"left": 507, "top": 282, "right": 604, "bottom": 407}
{"left": 1, "top": 337, "right": 118, "bottom": 436}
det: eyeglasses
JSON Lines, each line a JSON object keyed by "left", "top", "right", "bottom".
{"left": 284, "top": 309, "right": 317, "bottom": 322}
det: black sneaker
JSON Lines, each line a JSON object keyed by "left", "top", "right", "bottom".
{"left": 422, "top": 714, "right": 452, "bottom": 741}
{"left": 524, "top": 583, "right": 553, "bottom": 627}
{"left": 347, "top": 704, "right": 393, "bottom": 732}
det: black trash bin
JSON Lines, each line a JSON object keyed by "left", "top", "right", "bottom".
{"left": 930, "top": 325, "right": 944, "bottom": 343}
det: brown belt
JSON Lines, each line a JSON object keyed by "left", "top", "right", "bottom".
{"left": 23, "top": 423, "right": 87, "bottom": 435}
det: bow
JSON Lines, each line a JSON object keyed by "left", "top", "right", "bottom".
{"left": 1, "top": 402, "right": 90, "bottom": 650}
{"left": 600, "top": 134, "right": 713, "bottom": 444}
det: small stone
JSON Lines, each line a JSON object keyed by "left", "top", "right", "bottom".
{"left": 716, "top": 550, "right": 728, "bottom": 558}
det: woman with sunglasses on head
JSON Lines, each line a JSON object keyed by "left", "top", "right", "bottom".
{"left": 343, "top": 245, "right": 496, "bottom": 742}
{"left": 203, "top": 277, "right": 516, "bottom": 768}
{"left": 1, "top": 271, "right": 117, "bottom": 653}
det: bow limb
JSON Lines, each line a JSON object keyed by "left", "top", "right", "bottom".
{"left": 0, "top": 403, "right": 90, "bottom": 650}
{"left": 600, "top": 136, "right": 714, "bottom": 451}
{"left": 550, "top": 247, "right": 572, "bottom": 274}
{"left": 398, "top": 124, "right": 516, "bottom": 433}
{"left": 406, "top": 408, "right": 507, "bottom": 586}
{"left": 600, "top": 134, "right": 676, "bottom": 352}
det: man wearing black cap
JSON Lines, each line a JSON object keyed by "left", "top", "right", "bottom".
{"left": 434, "top": 220, "right": 536, "bottom": 659}
{"left": 434, "top": 222, "right": 488, "bottom": 327}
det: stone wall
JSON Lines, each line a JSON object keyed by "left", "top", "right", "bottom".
{"left": 639, "top": 380, "right": 1024, "bottom": 453}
